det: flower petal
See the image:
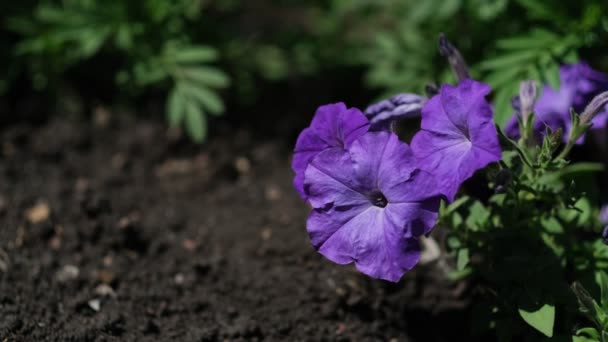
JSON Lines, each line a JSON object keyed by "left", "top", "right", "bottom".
{"left": 384, "top": 169, "right": 444, "bottom": 204}
{"left": 411, "top": 79, "right": 501, "bottom": 200}
{"left": 349, "top": 132, "right": 417, "bottom": 193}
{"left": 308, "top": 206, "right": 421, "bottom": 282}
{"left": 304, "top": 148, "right": 368, "bottom": 209}
{"left": 292, "top": 103, "right": 370, "bottom": 198}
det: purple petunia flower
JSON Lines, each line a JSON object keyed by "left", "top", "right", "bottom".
{"left": 292, "top": 103, "right": 370, "bottom": 199}
{"left": 505, "top": 62, "right": 608, "bottom": 142}
{"left": 364, "top": 94, "right": 426, "bottom": 131}
{"left": 304, "top": 132, "right": 443, "bottom": 282}
{"left": 411, "top": 79, "right": 502, "bottom": 200}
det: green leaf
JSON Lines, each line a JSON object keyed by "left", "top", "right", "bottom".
{"left": 496, "top": 29, "right": 558, "bottom": 50}
{"left": 541, "top": 217, "right": 563, "bottom": 234}
{"left": 437, "top": 0, "right": 461, "bottom": 18}
{"left": 447, "top": 267, "right": 472, "bottom": 281}
{"left": 181, "top": 67, "right": 230, "bottom": 88}
{"left": 181, "top": 83, "right": 225, "bottom": 115}
{"left": 115, "top": 24, "right": 134, "bottom": 50}
{"left": 575, "top": 327, "right": 599, "bottom": 340}
{"left": 596, "top": 271, "right": 608, "bottom": 309}
{"left": 479, "top": 50, "right": 539, "bottom": 70}
{"left": 560, "top": 163, "right": 605, "bottom": 175}
{"left": 572, "top": 335, "right": 599, "bottom": 342}
{"left": 444, "top": 195, "right": 470, "bottom": 215}
{"left": 184, "top": 100, "right": 207, "bottom": 143}
{"left": 172, "top": 46, "right": 218, "bottom": 63}
{"left": 543, "top": 62, "right": 560, "bottom": 90}
{"left": 166, "top": 87, "right": 185, "bottom": 127}
{"left": 456, "top": 248, "right": 469, "bottom": 271}
{"left": 465, "top": 201, "right": 490, "bottom": 230}
{"left": 538, "top": 163, "right": 605, "bottom": 184}
{"left": 484, "top": 67, "right": 522, "bottom": 87}
{"left": 78, "top": 28, "right": 110, "bottom": 57}
{"left": 514, "top": 0, "right": 562, "bottom": 21}
{"left": 518, "top": 304, "right": 555, "bottom": 337}
{"left": 493, "top": 82, "right": 519, "bottom": 126}
{"left": 470, "top": 0, "right": 507, "bottom": 20}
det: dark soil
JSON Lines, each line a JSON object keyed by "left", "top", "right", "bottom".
{"left": 0, "top": 114, "right": 473, "bottom": 341}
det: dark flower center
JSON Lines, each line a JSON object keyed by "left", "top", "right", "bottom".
{"left": 369, "top": 191, "right": 388, "bottom": 208}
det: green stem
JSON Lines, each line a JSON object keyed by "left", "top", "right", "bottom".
{"left": 555, "top": 142, "right": 574, "bottom": 161}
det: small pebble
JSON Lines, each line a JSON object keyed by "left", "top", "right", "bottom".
{"left": 74, "top": 178, "right": 91, "bottom": 194}
{"left": 25, "top": 202, "right": 50, "bottom": 224}
{"left": 182, "top": 239, "right": 198, "bottom": 251}
{"left": 264, "top": 185, "right": 282, "bottom": 201}
{"left": 96, "top": 269, "right": 115, "bottom": 284}
{"left": 94, "top": 284, "right": 117, "bottom": 298}
{"left": 111, "top": 154, "right": 127, "bottom": 170}
{"left": 56, "top": 265, "right": 79, "bottom": 282}
{"left": 102, "top": 255, "right": 113, "bottom": 267}
{"left": 260, "top": 228, "right": 272, "bottom": 241}
{"left": 419, "top": 236, "right": 441, "bottom": 264}
{"left": 93, "top": 106, "right": 111, "bottom": 128}
{"left": 174, "top": 273, "right": 185, "bottom": 285}
{"left": 88, "top": 299, "right": 101, "bottom": 312}
{"left": 234, "top": 157, "right": 251, "bottom": 174}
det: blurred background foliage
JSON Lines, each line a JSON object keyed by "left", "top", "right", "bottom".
{"left": 1, "top": 0, "right": 607, "bottom": 141}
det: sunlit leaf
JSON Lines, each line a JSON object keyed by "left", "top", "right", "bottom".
{"left": 181, "top": 67, "right": 230, "bottom": 88}
{"left": 166, "top": 87, "right": 185, "bottom": 127}
{"left": 181, "top": 83, "right": 225, "bottom": 115}
{"left": 518, "top": 303, "right": 555, "bottom": 337}
{"left": 479, "top": 50, "right": 539, "bottom": 70}
{"left": 185, "top": 100, "right": 207, "bottom": 143}
{"left": 456, "top": 248, "right": 469, "bottom": 271}
{"left": 173, "top": 46, "right": 219, "bottom": 63}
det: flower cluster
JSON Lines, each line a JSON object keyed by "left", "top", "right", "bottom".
{"left": 292, "top": 79, "right": 502, "bottom": 281}
{"left": 506, "top": 62, "right": 608, "bottom": 142}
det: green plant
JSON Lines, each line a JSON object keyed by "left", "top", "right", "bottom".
{"left": 6, "top": 0, "right": 228, "bottom": 142}
{"left": 3, "top": 0, "right": 608, "bottom": 141}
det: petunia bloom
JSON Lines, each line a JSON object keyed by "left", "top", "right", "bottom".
{"left": 304, "top": 132, "right": 443, "bottom": 282}
{"left": 364, "top": 94, "right": 426, "bottom": 131}
{"left": 292, "top": 103, "right": 370, "bottom": 199}
{"left": 505, "top": 62, "right": 608, "bottom": 142}
{"left": 411, "top": 79, "right": 502, "bottom": 200}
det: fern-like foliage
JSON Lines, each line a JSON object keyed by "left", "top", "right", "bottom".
{"left": 6, "top": 0, "right": 227, "bottom": 143}
{"left": 480, "top": 29, "right": 581, "bottom": 125}
{"left": 164, "top": 44, "right": 229, "bottom": 142}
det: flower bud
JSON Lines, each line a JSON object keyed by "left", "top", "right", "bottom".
{"left": 571, "top": 282, "right": 598, "bottom": 317}
{"left": 494, "top": 169, "right": 510, "bottom": 194}
{"left": 580, "top": 91, "right": 608, "bottom": 125}
{"left": 519, "top": 80, "right": 537, "bottom": 123}
{"left": 438, "top": 33, "right": 470, "bottom": 81}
